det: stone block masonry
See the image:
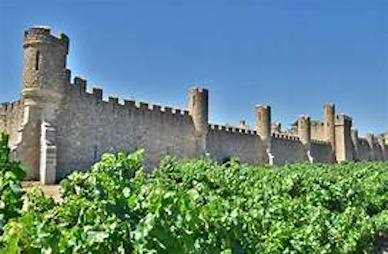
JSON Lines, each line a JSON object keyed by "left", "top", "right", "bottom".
{"left": 1, "top": 26, "right": 387, "bottom": 184}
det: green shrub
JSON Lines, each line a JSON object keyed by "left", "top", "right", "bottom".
{"left": 0, "top": 133, "right": 24, "bottom": 235}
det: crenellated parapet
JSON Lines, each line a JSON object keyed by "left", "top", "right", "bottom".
{"left": 23, "top": 26, "right": 69, "bottom": 53}
{"left": 66, "top": 75, "right": 191, "bottom": 119}
{"left": 271, "top": 133, "right": 300, "bottom": 141}
{"left": 0, "top": 100, "right": 23, "bottom": 113}
{"left": 208, "top": 124, "right": 257, "bottom": 135}
{"left": 23, "top": 26, "right": 69, "bottom": 102}
{"left": 354, "top": 133, "right": 386, "bottom": 161}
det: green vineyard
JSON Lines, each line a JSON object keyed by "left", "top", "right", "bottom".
{"left": 0, "top": 134, "right": 387, "bottom": 253}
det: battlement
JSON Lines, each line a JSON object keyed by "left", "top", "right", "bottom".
{"left": 73, "top": 76, "right": 87, "bottom": 92}
{"left": 208, "top": 124, "right": 257, "bottom": 135}
{"left": 324, "top": 102, "right": 335, "bottom": 108}
{"left": 23, "top": 26, "right": 69, "bottom": 52}
{"left": 190, "top": 87, "right": 208, "bottom": 94}
{"left": 272, "top": 133, "right": 300, "bottom": 141}
{"left": 335, "top": 114, "right": 352, "bottom": 124}
{"left": 68, "top": 77, "right": 191, "bottom": 118}
{"left": 92, "top": 87, "right": 103, "bottom": 99}
{"left": 256, "top": 104, "right": 270, "bottom": 110}
{"left": 0, "top": 100, "right": 22, "bottom": 113}
{"left": 298, "top": 115, "right": 310, "bottom": 120}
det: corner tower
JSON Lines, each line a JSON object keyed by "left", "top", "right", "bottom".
{"left": 188, "top": 88, "right": 209, "bottom": 156}
{"left": 22, "top": 26, "right": 69, "bottom": 107}
{"left": 18, "top": 26, "right": 69, "bottom": 182}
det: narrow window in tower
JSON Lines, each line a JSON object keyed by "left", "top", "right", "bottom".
{"left": 35, "top": 51, "right": 40, "bottom": 70}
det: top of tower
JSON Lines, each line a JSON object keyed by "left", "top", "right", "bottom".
{"left": 189, "top": 87, "right": 208, "bottom": 94}
{"left": 298, "top": 114, "right": 310, "bottom": 120}
{"left": 23, "top": 26, "right": 69, "bottom": 53}
{"left": 324, "top": 102, "right": 335, "bottom": 108}
{"left": 255, "top": 104, "right": 271, "bottom": 110}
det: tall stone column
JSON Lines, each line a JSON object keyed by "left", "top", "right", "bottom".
{"left": 188, "top": 88, "right": 209, "bottom": 156}
{"left": 256, "top": 105, "right": 273, "bottom": 164}
{"left": 335, "top": 115, "right": 353, "bottom": 162}
{"left": 298, "top": 115, "right": 312, "bottom": 162}
{"left": 323, "top": 103, "right": 336, "bottom": 162}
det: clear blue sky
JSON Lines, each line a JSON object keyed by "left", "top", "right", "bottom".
{"left": 0, "top": 0, "right": 387, "bottom": 136}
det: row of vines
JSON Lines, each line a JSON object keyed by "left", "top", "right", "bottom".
{"left": 0, "top": 133, "right": 387, "bottom": 253}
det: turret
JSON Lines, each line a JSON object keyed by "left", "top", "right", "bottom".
{"left": 23, "top": 26, "right": 69, "bottom": 105}
{"left": 256, "top": 105, "right": 271, "bottom": 142}
{"left": 335, "top": 114, "right": 353, "bottom": 162}
{"left": 298, "top": 115, "right": 313, "bottom": 162}
{"left": 188, "top": 87, "right": 209, "bottom": 155}
{"left": 298, "top": 115, "right": 311, "bottom": 146}
{"left": 256, "top": 105, "right": 272, "bottom": 163}
{"left": 18, "top": 26, "right": 69, "bottom": 182}
{"left": 323, "top": 103, "right": 336, "bottom": 162}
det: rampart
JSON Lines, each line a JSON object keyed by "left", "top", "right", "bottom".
{"left": 1, "top": 26, "right": 387, "bottom": 184}
{"left": 56, "top": 75, "right": 197, "bottom": 178}
{"left": 206, "top": 124, "right": 263, "bottom": 164}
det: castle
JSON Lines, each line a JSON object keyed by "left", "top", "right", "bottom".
{"left": 1, "top": 26, "right": 387, "bottom": 184}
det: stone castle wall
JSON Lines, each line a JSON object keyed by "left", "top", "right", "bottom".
{"left": 55, "top": 77, "right": 198, "bottom": 178}
{"left": 357, "top": 138, "right": 372, "bottom": 161}
{"left": 271, "top": 134, "right": 305, "bottom": 164}
{"left": 0, "top": 100, "right": 24, "bottom": 150}
{"left": 310, "top": 140, "right": 333, "bottom": 163}
{"left": 0, "top": 26, "right": 387, "bottom": 184}
{"left": 206, "top": 125, "right": 264, "bottom": 164}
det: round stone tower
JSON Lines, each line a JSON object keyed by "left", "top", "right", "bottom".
{"left": 256, "top": 105, "right": 271, "bottom": 142}
{"left": 22, "top": 26, "right": 69, "bottom": 111}
{"left": 256, "top": 105, "right": 273, "bottom": 163}
{"left": 298, "top": 115, "right": 312, "bottom": 162}
{"left": 188, "top": 88, "right": 209, "bottom": 155}
{"left": 323, "top": 103, "right": 336, "bottom": 162}
{"left": 18, "top": 26, "right": 69, "bottom": 180}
